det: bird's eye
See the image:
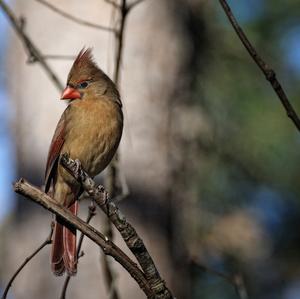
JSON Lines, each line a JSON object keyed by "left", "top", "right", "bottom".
{"left": 77, "top": 81, "right": 89, "bottom": 89}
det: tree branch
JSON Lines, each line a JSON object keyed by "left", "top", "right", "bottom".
{"left": 219, "top": 0, "right": 300, "bottom": 132}
{"left": 13, "top": 178, "right": 154, "bottom": 298}
{"left": 0, "top": 0, "right": 63, "bottom": 91}
{"left": 35, "top": 0, "right": 116, "bottom": 33}
{"left": 1, "top": 224, "right": 54, "bottom": 299}
{"left": 60, "top": 154, "right": 173, "bottom": 298}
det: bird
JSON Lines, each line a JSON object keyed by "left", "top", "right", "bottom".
{"left": 45, "top": 48, "right": 123, "bottom": 276}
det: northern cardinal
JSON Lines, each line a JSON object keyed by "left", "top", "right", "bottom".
{"left": 45, "top": 48, "right": 123, "bottom": 276}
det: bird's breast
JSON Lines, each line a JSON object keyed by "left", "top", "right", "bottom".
{"left": 61, "top": 99, "right": 123, "bottom": 178}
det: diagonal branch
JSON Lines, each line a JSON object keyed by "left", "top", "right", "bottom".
{"left": 13, "top": 178, "right": 154, "bottom": 298}
{"left": 60, "top": 154, "right": 173, "bottom": 299}
{"left": 0, "top": 0, "right": 63, "bottom": 91}
{"left": 35, "top": 0, "right": 116, "bottom": 33}
{"left": 219, "top": 0, "right": 300, "bottom": 132}
{"left": 1, "top": 224, "right": 54, "bottom": 299}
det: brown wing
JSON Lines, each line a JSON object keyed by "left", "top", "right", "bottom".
{"left": 45, "top": 109, "right": 67, "bottom": 193}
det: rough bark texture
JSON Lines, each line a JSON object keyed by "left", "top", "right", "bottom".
{"left": 13, "top": 178, "right": 154, "bottom": 298}
{"left": 60, "top": 154, "right": 173, "bottom": 298}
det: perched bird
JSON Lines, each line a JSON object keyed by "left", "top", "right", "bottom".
{"left": 45, "top": 48, "right": 123, "bottom": 276}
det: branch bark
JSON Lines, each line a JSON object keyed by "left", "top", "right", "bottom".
{"left": 219, "top": 0, "right": 300, "bottom": 132}
{"left": 60, "top": 154, "right": 173, "bottom": 298}
{"left": 13, "top": 178, "right": 154, "bottom": 298}
{"left": 0, "top": 0, "right": 63, "bottom": 91}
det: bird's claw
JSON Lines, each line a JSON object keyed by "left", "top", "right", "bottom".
{"left": 95, "top": 185, "right": 108, "bottom": 205}
{"left": 73, "top": 159, "right": 81, "bottom": 178}
{"left": 97, "top": 185, "right": 105, "bottom": 193}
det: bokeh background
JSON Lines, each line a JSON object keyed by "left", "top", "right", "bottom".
{"left": 1, "top": 0, "right": 300, "bottom": 298}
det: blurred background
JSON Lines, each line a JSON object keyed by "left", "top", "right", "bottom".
{"left": 1, "top": 0, "right": 300, "bottom": 298}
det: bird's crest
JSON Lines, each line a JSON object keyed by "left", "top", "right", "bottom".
{"left": 74, "top": 47, "right": 95, "bottom": 67}
{"left": 68, "top": 47, "right": 100, "bottom": 83}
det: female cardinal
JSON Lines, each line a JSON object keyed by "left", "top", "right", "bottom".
{"left": 45, "top": 48, "right": 123, "bottom": 276}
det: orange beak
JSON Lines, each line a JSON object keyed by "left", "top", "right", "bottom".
{"left": 61, "top": 86, "right": 81, "bottom": 100}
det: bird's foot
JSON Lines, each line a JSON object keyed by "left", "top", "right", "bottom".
{"left": 96, "top": 185, "right": 108, "bottom": 205}
{"left": 73, "top": 159, "right": 82, "bottom": 179}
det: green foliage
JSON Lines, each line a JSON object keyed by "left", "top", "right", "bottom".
{"left": 191, "top": 1, "right": 300, "bottom": 205}
{"left": 184, "top": 2, "right": 300, "bottom": 297}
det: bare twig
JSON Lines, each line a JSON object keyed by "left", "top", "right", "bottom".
{"left": 232, "top": 274, "right": 248, "bottom": 299}
{"left": 60, "top": 154, "right": 173, "bottom": 298}
{"left": 113, "top": 0, "right": 128, "bottom": 85}
{"left": 0, "top": 0, "right": 63, "bottom": 91}
{"left": 127, "top": 0, "right": 146, "bottom": 11}
{"left": 1, "top": 224, "right": 54, "bottom": 299}
{"left": 219, "top": 0, "right": 300, "bottom": 132}
{"left": 13, "top": 178, "right": 154, "bottom": 298}
{"left": 104, "top": 0, "right": 121, "bottom": 9}
{"left": 100, "top": 0, "right": 132, "bottom": 295}
{"left": 191, "top": 258, "right": 248, "bottom": 299}
{"left": 101, "top": 219, "right": 120, "bottom": 299}
{"left": 60, "top": 203, "right": 97, "bottom": 299}
{"left": 41, "top": 54, "right": 76, "bottom": 61}
{"left": 35, "top": 0, "right": 116, "bottom": 33}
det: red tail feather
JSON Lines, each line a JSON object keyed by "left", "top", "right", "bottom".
{"left": 63, "top": 201, "right": 78, "bottom": 275}
{"left": 51, "top": 201, "right": 78, "bottom": 276}
{"left": 51, "top": 221, "right": 65, "bottom": 275}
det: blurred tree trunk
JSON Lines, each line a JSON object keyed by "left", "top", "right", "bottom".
{"left": 3, "top": 0, "right": 212, "bottom": 298}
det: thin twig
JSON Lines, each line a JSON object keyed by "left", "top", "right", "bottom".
{"left": 101, "top": 219, "right": 120, "bottom": 299}
{"left": 59, "top": 203, "right": 97, "bottom": 299}
{"left": 1, "top": 223, "right": 54, "bottom": 299}
{"left": 113, "top": 0, "right": 128, "bottom": 85}
{"left": 104, "top": 0, "right": 121, "bottom": 9}
{"left": 0, "top": 0, "right": 63, "bottom": 91}
{"left": 35, "top": 0, "right": 116, "bottom": 32}
{"left": 127, "top": 0, "right": 146, "bottom": 11}
{"left": 219, "top": 0, "right": 300, "bottom": 132}
{"left": 13, "top": 178, "right": 154, "bottom": 298}
{"left": 60, "top": 154, "right": 173, "bottom": 298}
{"left": 100, "top": 0, "right": 132, "bottom": 296}
{"left": 233, "top": 274, "right": 248, "bottom": 299}
{"left": 191, "top": 258, "right": 248, "bottom": 299}
{"left": 41, "top": 54, "right": 76, "bottom": 61}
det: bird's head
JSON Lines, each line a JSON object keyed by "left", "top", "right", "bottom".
{"left": 61, "top": 48, "right": 117, "bottom": 102}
